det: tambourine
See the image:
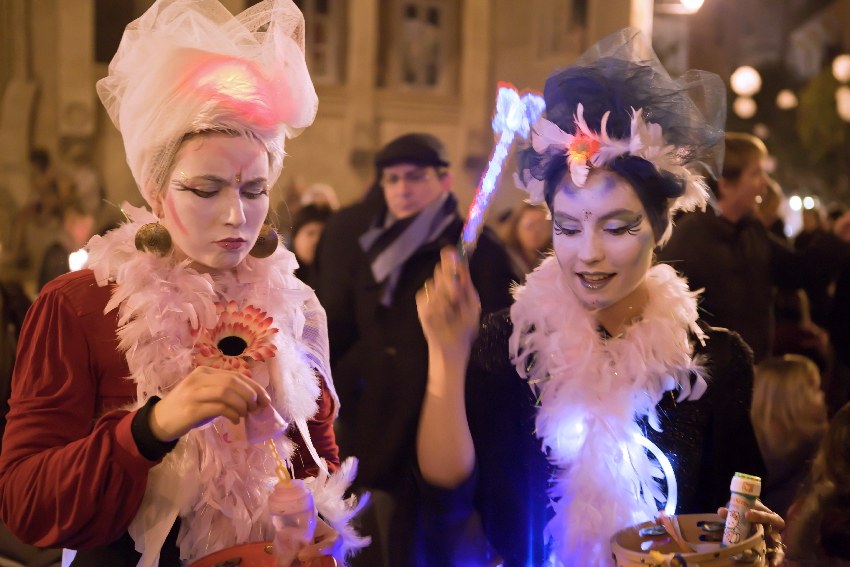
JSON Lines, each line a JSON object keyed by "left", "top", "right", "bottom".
{"left": 610, "top": 513, "right": 767, "bottom": 567}
{"left": 187, "top": 541, "right": 337, "bottom": 567}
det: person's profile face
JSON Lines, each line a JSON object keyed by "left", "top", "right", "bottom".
{"left": 380, "top": 163, "right": 447, "bottom": 220}
{"left": 730, "top": 157, "right": 768, "bottom": 216}
{"left": 156, "top": 132, "right": 270, "bottom": 272}
{"left": 551, "top": 170, "right": 654, "bottom": 312}
{"left": 293, "top": 221, "right": 325, "bottom": 266}
{"left": 516, "top": 207, "right": 551, "bottom": 254}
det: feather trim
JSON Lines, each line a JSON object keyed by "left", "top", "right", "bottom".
{"left": 521, "top": 107, "right": 710, "bottom": 214}
{"left": 85, "top": 203, "right": 355, "bottom": 566}
{"left": 509, "top": 258, "right": 707, "bottom": 566}
{"left": 306, "top": 458, "right": 371, "bottom": 560}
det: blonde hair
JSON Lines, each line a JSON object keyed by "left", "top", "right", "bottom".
{"left": 751, "top": 354, "right": 828, "bottom": 460}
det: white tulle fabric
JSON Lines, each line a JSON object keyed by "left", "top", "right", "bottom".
{"left": 509, "top": 258, "right": 708, "bottom": 566}
{"left": 83, "top": 204, "right": 367, "bottom": 566}
{"left": 96, "top": 0, "right": 318, "bottom": 206}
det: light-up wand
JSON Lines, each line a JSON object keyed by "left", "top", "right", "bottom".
{"left": 459, "top": 83, "right": 545, "bottom": 259}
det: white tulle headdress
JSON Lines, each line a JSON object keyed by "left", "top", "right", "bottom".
{"left": 514, "top": 28, "right": 726, "bottom": 245}
{"left": 97, "top": 0, "right": 318, "bottom": 207}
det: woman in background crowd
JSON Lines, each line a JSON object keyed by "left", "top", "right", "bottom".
{"left": 751, "top": 354, "right": 829, "bottom": 517}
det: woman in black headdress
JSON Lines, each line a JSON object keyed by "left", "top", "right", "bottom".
{"left": 415, "top": 28, "right": 784, "bottom": 567}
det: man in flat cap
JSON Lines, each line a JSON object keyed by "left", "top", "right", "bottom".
{"left": 314, "top": 133, "right": 515, "bottom": 566}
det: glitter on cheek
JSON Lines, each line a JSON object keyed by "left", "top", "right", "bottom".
{"left": 166, "top": 191, "right": 188, "bottom": 235}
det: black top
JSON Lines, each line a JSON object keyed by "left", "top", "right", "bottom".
{"left": 657, "top": 210, "right": 849, "bottom": 362}
{"left": 419, "top": 310, "right": 768, "bottom": 567}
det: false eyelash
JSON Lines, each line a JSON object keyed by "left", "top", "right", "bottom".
{"left": 554, "top": 222, "right": 578, "bottom": 236}
{"left": 174, "top": 182, "right": 215, "bottom": 198}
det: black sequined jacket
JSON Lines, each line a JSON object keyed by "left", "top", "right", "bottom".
{"left": 418, "top": 309, "right": 768, "bottom": 567}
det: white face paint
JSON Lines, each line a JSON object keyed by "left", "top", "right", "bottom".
{"left": 551, "top": 169, "right": 655, "bottom": 317}
{"left": 155, "top": 133, "right": 270, "bottom": 272}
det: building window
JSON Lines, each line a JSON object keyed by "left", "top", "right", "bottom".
{"left": 293, "top": 0, "right": 345, "bottom": 84}
{"left": 379, "top": 0, "right": 458, "bottom": 93}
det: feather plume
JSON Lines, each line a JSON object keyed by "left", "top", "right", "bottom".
{"left": 509, "top": 259, "right": 707, "bottom": 566}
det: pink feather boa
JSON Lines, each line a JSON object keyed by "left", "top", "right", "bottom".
{"left": 509, "top": 256, "right": 707, "bottom": 566}
{"left": 84, "top": 203, "right": 367, "bottom": 566}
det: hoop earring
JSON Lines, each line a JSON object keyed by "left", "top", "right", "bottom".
{"left": 134, "top": 221, "right": 173, "bottom": 256}
{"left": 249, "top": 224, "right": 279, "bottom": 258}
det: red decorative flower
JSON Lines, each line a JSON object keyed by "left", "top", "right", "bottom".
{"left": 568, "top": 134, "right": 600, "bottom": 164}
{"left": 193, "top": 300, "right": 278, "bottom": 378}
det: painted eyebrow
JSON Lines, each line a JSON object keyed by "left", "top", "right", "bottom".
{"left": 552, "top": 209, "right": 640, "bottom": 223}
{"left": 181, "top": 174, "right": 268, "bottom": 185}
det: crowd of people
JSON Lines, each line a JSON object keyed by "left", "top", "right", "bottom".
{"left": 1, "top": 1, "right": 850, "bottom": 567}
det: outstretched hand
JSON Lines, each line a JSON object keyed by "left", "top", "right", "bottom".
{"left": 149, "top": 366, "right": 271, "bottom": 442}
{"left": 718, "top": 500, "right": 786, "bottom": 567}
{"left": 416, "top": 247, "right": 481, "bottom": 360}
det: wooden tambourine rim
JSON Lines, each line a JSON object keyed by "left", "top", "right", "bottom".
{"left": 610, "top": 513, "right": 767, "bottom": 567}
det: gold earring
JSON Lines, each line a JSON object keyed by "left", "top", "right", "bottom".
{"left": 249, "top": 223, "right": 279, "bottom": 258}
{"left": 135, "top": 220, "right": 172, "bottom": 255}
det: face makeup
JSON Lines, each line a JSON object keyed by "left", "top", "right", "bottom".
{"left": 157, "top": 133, "right": 270, "bottom": 272}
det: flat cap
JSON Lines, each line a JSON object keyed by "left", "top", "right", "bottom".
{"left": 375, "top": 133, "right": 450, "bottom": 170}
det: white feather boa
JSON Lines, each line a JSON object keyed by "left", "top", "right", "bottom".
{"left": 509, "top": 257, "right": 707, "bottom": 566}
{"left": 84, "top": 204, "right": 367, "bottom": 566}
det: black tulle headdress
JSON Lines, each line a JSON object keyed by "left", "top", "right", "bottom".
{"left": 515, "top": 28, "right": 726, "bottom": 244}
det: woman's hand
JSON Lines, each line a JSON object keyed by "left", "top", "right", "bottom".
{"left": 416, "top": 247, "right": 481, "bottom": 361}
{"left": 149, "top": 366, "right": 271, "bottom": 442}
{"left": 718, "top": 500, "right": 786, "bottom": 567}
{"left": 292, "top": 518, "right": 342, "bottom": 567}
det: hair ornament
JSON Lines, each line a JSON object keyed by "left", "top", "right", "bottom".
{"left": 515, "top": 28, "right": 727, "bottom": 219}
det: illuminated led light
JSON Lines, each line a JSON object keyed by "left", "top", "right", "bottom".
{"left": 69, "top": 249, "right": 88, "bottom": 272}
{"left": 680, "top": 0, "right": 704, "bottom": 12}
{"left": 461, "top": 84, "right": 545, "bottom": 254}
{"left": 731, "top": 66, "right": 762, "bottom": 97}
{"left": 833, "top": 55, "right": 850, "bottom": 83}
{"left": 789, "top": 196, "right": 802, "bottom": 211}
{"left": 776, "top": 90, "right": 798, "bottom": 110}
{"left": 733, "top": 96, "right": 757, "bottom": 119}
{"left": 635, "top": 433, "right": 678, "bottom": 515}
{"left": 803, "top": 196, "right": 815, "bottom": 210}
{"left": 837, "top": 86, "right": 850, "bottom": 122}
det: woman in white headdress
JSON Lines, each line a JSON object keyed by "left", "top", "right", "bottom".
{"left": 0, "top": 1, "right": 366, "bottom": 566}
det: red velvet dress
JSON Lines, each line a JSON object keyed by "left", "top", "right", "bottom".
{"left": 0, "top": 269, "right": 338, "bottom": 550}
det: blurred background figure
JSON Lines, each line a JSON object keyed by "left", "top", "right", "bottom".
{"left": 795, "top": 205, "right": 825, "bottom": 250}
{"left": 751, "top": 354, "right": 829, "bottom": 518}
{"left": 784, "top": 401, "right": 850, "bottom": 567}
{"left": 64, "top": 143, "right": 105, "bottom": 218}
{"left": 290, "top": 203, "right": 334, "bottom": 287}
{"left": 503, "top": 202, "right": 552, "bottom": 282}
{"left": 757, "top": 177, "right": 787, "bottom": 241}
{"left": 36, "top": 201, "right": 95, "bottom": 292}
{"left": 300, "top": 182, "right": 340, "bottom": 210}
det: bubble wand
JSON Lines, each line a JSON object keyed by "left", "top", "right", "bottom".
{"left": 459, "top": 83, "right": 545, "bottom": 259}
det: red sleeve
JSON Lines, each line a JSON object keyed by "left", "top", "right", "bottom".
{"left": 0, "top": 285, "right": 160, "bottom": 549}
{"left": 290, "top": 374, "right": 340, "bottom": 479}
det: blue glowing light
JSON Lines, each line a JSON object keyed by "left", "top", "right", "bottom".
{"left": 461, "top": 84, "right": 545, "bottom": 253}
{"left": 635, "top": 434, "right": 678, "bottom": 515}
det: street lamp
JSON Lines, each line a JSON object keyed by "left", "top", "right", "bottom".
{"left": 833, "top": 55, "right": 850, "bottom": 84}
{"left": 733, "top": 96, "right": 757, "bottom": 119}
{"left": 680, "top": 0, "right": 704, "bottom": 12}
{"left": 731, "top": 66, "right": 762, "bottom": 97}
{"left": 776, "top": 89, "right": 798, "bottom": 110}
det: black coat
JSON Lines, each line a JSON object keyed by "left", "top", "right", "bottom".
{"left": 313, "top": 189, "right": 517, "bottom": 490}
{"left": 657, "top": 210, "right": 849, "bottom": 363}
